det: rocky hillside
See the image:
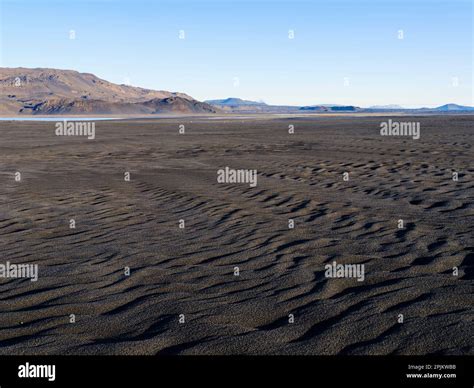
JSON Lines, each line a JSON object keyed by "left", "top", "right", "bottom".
{"left": 0, "top": 68, "right": 218, "bottom": 115}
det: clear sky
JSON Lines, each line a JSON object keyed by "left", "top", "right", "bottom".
{"left": 0, "top": 0, "right": 472, "bottom": 107}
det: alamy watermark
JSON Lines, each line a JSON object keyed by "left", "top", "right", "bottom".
{"left": 0, "top": 262, "right": 38, "bottom": 282}
{"left": 380, "top": 119, "right": 420, "bottom": 140}
{"left": 217, "top": 167, "right": 257, "bottom": 187}
{"left": 18, "top": 363, "right": 55, "bottom": 382}
{"left": 55, "top": 120, "right": 95, "bottom": 140}
{"left": 325, "top": 261, "right": 365, "bottom": 282}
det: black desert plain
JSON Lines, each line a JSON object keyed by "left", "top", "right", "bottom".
{"left": 0, "top": 114, "right": 472, "bottom": 355}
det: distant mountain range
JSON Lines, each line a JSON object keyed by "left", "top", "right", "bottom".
{"left": 431, "top": 104, "right": 474, "bottom": 111}
{"left": 204, "top": 97, "right": 293, "bottom": 113}
{"left": 205, "top": 98, "right": 267, "bottom": 106}
{"left": 299, "top": 105, "right": 359, "bottom": 112}
{"left": 205, "top": 98, "right": 474, "bottom": 114}
{"left": 1, "top": 68, "right": 472, "bottom": 116}
{"left": 0, "top": 68, "right": 218, "bottom": 115}
{"left": 369, "top": 104, "right": 405, "bottom": 110}
{"left": 363, "top": 103, "right": 474, "bottom": 113}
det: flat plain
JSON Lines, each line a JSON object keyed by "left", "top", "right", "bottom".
{"left": 0, "top": 115, "right": 472, "bottom": 355}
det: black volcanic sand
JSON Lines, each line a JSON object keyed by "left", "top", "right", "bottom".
{"left": 0, "top": 115, "right": 472, "bottom": 355}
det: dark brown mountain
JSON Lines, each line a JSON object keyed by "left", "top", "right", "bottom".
{"left": 0, "top": 67, "right": 218, "bottom": 115}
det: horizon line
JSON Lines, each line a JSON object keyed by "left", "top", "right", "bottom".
{"left": 2, "top": 66, "right": 472, "bottom": 110}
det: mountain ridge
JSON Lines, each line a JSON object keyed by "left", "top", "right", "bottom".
{"left": 0, "top": 67, "right": 218, "bottom": 115}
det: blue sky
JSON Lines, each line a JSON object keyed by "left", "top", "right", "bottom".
{"left": 0, "top": 0, "right": 472, "bottom": 107}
